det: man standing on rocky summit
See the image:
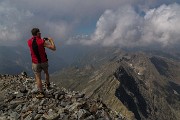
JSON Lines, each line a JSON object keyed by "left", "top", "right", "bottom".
{"left": 27, "top": 28, "right": 56, "bottom": 98}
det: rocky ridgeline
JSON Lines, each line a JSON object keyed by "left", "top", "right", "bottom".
{"left": 0, "top": 73, "right": 125, "bottom": 120}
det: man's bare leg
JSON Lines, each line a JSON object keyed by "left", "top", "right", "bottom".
{"left": 35, "top": 72, "right": 43, "bottom": 92}
{"left": 44, "top": 70, "right": 50, "bottom": 86}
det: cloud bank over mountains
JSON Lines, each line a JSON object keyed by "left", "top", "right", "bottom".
{"left": 0, "top": 0, "right": 180, "bottom": 48}
{"left": 0, "top": 1, "right": 33, "bottom": 45}
{"left": 69, "top": 3, "right": 180, "bottom": 48}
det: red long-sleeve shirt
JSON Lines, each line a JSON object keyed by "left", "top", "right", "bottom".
{"left": 27, "top": 36, "right": 48, "bottom": 64}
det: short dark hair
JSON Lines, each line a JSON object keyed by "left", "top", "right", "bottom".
{"left": 31, "top": 28, "right": 40, "bottom": 36}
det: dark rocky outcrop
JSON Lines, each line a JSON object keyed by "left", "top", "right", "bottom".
{"left": 113, "top": 54, "right": 180, "bottom": 120}
{"left": 114, "top": 66, "right": 149, "bottom": 120}
{"left": 0, "top": 73, "right": 125, "bottom": 120}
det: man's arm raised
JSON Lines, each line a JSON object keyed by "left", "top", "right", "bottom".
{"left": 44, "top": 37, "right": 56, "bottom": 51}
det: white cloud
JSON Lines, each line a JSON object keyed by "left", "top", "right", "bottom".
{"left": 45, "top": 21, "right": 73, "bottom": 40}
{"left": 0, "top": 0, "right": 179, "bottom": 47}
{"left": 0, "top": 1, "right": 33, "bottom": 45}
{"left": 142, "top": 3, "right": 180, "bottom": 46}
{"left": 72, "top": 3, "right": 180, "bottom": 48}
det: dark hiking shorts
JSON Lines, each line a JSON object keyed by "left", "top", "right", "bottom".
{"left": 32, "top": 62, "right": 48, "bottom": 74}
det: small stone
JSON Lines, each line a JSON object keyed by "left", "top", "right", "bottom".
{"left": 89, "top": 104, "right": 98, "bottom": 114}
{"left": 60, "top": 101, "right": 68, "bottom": 107}
{"left": 77, "top": 98, "right": 84, "bottom": 102}
{"left": 34, "top": 114, "right": 42, "bottom": 120}
{"left": 96, "top": 110, "right": 107, "bottom": 119}
{"left": 8, "top": 104, "right": 18, "bottom": 110}
{"left": 59, "top": 113, "right": 67, "bottom": 119}
{"left": 20, "top": 86, "right": 28, "bottom": 93}
{"left": 77, "top": 109, "right": 90, "bottom": 119}
{"left": 58, "top": 95, "right": 64, "bottom": 100}
{"left": 58, "top": 90, "right": 66, "bottom": 95}
{"left": 38, "top": 106, "right": 42, "bottom": 111}
{"left": 21, "top": 71, "right": 27, "bottom": 77}
{"left": 21, "top": 111, "right": 32, "bottom": 119}
{"left": 46, "top": 89, "right": 55, "bottom": 95}
{"left": 55, "top": 94, "right": 59, "bottom": 99}
{"left": 5, "top": 94, "right": 16, "bottom": 102}
{"left": 84, "top": 115, "right": 95, "bottom": 120}
{"left": 14, "top": 91, "right": 18, "bottom": 94}
{"left": 31, "top": 87, "right": 38, "bottom": 93}
{"left": 15, "top": 104, "right": 22, "bottom": 113}
{"left": 70, "top": 111, "right": 78, "bottom": 119}
{"left": 32, "top": 110, "right": 38, "bottom": 118}
{"left": 42, "top": 110, "right": 60, "bottom": 120}
{"left": 63, "top": 108, "right": 69, "bottom": 114}
{"left": 10, "top": 111, "right": 20, "bottom": 120}
{"left": 38, "top": 109, "right": 45, "bottom": 114}
{"left": 96, "top": 118, "right": 104, "bottom": 120}
{"left": 58, "top": 108, "right": 64, "bottom": 114}
{"left": 21, "top": 104, "right": 28, "bottom": 113}
{"left": 16, "top": 92, "right": 24, "bottom": 98}
{"left": 0, "top": 110, "right": 3, "bottom": 114}
{"left": 61, "top": 113, "right": 69, "bottom": 120}
{"left": 40, "top": 99, "right": 46, "bottom": 106}
{"left": 0, "top": 116, "right": 7, "bottom": 120}
{"left": 74, "top": 93, "right": 85, "bottom": 98}
{"left": 24, "top": 113, "right": 33, "bottom": 120}
{"left": 71, "top": 97, "right": 77, "bottom": 102}
{"left": 66, "top": 102, "right": 82, "bottom": 112}
{"left": 32, "top": 97, "right": 39, "bottom": 102}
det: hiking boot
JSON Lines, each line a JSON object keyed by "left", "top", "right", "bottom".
{"left": 45, "top": 82, "right": 51, "bottom": 89}
{"left": 36, "top": 92, "right": 45, "bottom": 98}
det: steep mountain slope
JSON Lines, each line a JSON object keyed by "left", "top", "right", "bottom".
{"left": 114, "top": 53, "right": 180, "bottom": 120}
{"left": 52, "top": 50, "right": 180, "bottom": 120}
{"left": 150, "top": 56, "right": 180, "bottom": 84}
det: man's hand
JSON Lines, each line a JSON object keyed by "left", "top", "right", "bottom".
{"left": 48, "top": 37, "right": 53, "bottom": 41}
{"left": 44, "top": 37, "right": 56, "bottom": 51}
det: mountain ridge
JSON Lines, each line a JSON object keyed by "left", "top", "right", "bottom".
{"left": 52, "top": 49, "right": 180, "bottom": 120}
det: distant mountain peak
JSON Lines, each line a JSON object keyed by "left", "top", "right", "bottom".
{"left": 52, "top": 50, "right": 180, "bottom": 120}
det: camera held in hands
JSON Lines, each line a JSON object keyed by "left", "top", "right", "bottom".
{"left": 43, "top": 37, "right": 49, "bottom": 41}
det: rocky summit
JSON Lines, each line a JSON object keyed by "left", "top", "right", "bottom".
{"left": 0, "top": 73, "right": 125, "bottom": 120}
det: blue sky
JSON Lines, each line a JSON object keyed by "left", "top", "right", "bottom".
{"left": 0, "top": 0, "right": 180, "bottom": 48}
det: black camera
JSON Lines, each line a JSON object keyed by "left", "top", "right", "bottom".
{"left": 43, "top": 37, "right": 49, "bottom": 41}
